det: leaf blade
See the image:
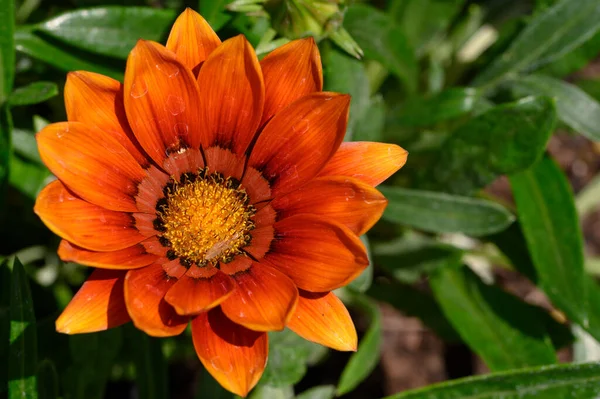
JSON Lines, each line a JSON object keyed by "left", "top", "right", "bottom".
{"left": 379, "top": 187, "right": 515, "bottom": 236}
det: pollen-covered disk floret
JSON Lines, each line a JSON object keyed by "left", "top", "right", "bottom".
{"left": 155, "top": 167, "right": 256, "bottom": 266}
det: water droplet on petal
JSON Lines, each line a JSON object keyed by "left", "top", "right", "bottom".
{"left": 156, "top": 62, "right": 180, "bottom": 78}
{"left": 292, "top": 119, "right": 310, "bottom": 135}
{"left": 130, "top": 79, "right": 148, "bottom": 98}
{"left": 166, "top": 95, "right": 185, "bottom": 115}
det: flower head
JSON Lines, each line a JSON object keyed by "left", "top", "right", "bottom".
{"left": 34, "top": 8, "right": 407, "bottom": 397}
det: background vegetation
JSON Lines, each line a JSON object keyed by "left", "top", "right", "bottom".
{"left": 3, "top": 0, "right": 600, "bottom": 398}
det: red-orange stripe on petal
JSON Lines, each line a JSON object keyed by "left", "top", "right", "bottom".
{"left": 58, "top": 240, "right": 157, "bottom": 269}
{"left": 124, "top": 40, "right": 203, "bottom": 165}
{"left": 163, "top": 148, "right": 204, "bottom": 180}
{"left": 260, "top": 37, "right": 322, "bottom": 125}
{"left": 37, "top": 122, "right": 145, "bottom": 212}
{"left": 204, "top": 146, "right": 245, "bottom": 180}
{"left": 135, "top": 165, "right": 170, "bottom": 214}
{"left": 221, "top": 262, "right": 298, "bottom": 331}
{"left": 287, "top": 291, "right": 357, "bottom": 351}
{"left": 124, "top": 264, "right": 188, "bottom": 337}
{"left": 191, "top": 308, "right": 268, "bottom": 397}
{"left": 248, "top": 92, "right": 349, "bottom": 197}
{"left": 56, "top": 269, "right": 130, "bottom": 334}
{"left": 318, "top": 142, "right": 408, "bottom": 187}
{"left": 64, "top": 71, "right": 150, "bottom": 167}
{"left": 165, "top": 267, "right": 235, "bottom": 315}
{"left": 272, "top": 176, "right": 387, "bottom": 235}
{"left": 264, "top": 214, "right": 368, "bottom": 292}
{"left": 34, "top": 181, "right": 145, "bottom": 251}
{"left": 197, "top": 35, "right": 264, "bottom": 155}
{"left": 166, "top": 8, "right": 221, "bottom": 75}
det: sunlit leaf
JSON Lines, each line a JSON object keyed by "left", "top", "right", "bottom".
{"left": 337, "top": 294, "right": 381, "bottom": 396}
{"left": 344, "top": 4, "right": 418, "bottom": 94}
{"left": 512, "top": 74, "right": 600, "bottom": 141}
{"left": 37, "top": 7, "right": 176, "bottom": 59}
{"left": 510, "top": 156, "right": 592, "bottom": 338}
{"left": 380, "top": 186, "right": 515, "bottom": 236}
{"left": 431, "top": 265, "right": 557, "bottom": 371}
{"left": 8, "top": 257, "right": 38, "bottom": 399}
{"left": 15, "top": 29, "right": 123, "bottom": 80}
{"left": 422, "top": 96, "right": 556, "bottom": 195}
{"left": 382, "top": 362, "right": 600, "bottom": 399}
{"left": 474, "top": 0, "right": 600, "bottom": 87}
{"left": 8, "top": 82, "right": 58, "bottom": 107}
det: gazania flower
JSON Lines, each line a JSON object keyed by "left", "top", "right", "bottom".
{"left": 34, "top": 8, "right": 407, "bottom": 397}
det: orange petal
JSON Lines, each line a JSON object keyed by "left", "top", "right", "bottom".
{"left": 191, "top": 308, "right": 268, "bottom": 397}
{"left": 164, "top": 267, "right": 235, "bottom": 315}
{"left": 244, "top": 225, "right": 274, "bottom": 260}
{"left": 64, "top": 71, "right": 150, "bottom": 167}
{"left": 166, "top": 8, "right": 221, "bottom": 75}
{"left": 124, "top": 40, "right": 203, "bottom": 165}
{"left": 58, "top": 240, "right": 157, "bottom": 269}
{"left": 197, "top": 35, "right": 264, "bottom": 155}
{"left": 124, "top": 264, "right": 189, "bottom": 337}
{"left": 37, "top": 122, "right": 145, "bottom": 212}
{"left": 220, "top": 255, "right": 252, "bottom": 275}
{"left": 264, "top": 214, "right": 368, "bottom": 292}
{"left": 204, "top": 146, "right": 245, "bottom": 180}
{"left": 318, "top": 142, "right": 408, "bottom": 187}
{"left": 35, "top": 181, "right": 145, "bottom": 251}
{"left": 221, "top": 262, "right": 298, "bottom": 331}
{"left": 56, "top": 269, "right": 130, "bottom": 334}
{"left": 248, "top": 92, "right": 349, "bottom": 197}
{"left": 162, "top": 148, "right": 204, "bottom": 180}
{"left": 260, "top": 38, "right": 322, "bottom": 125}
{"left": 135, "top": 165, "right": 171, "bottom": 214}
{"left": 287, "top": 291, "right": 357, "bottom": 351}
{"left": 272, "top": 176, "right": 387, "bottom": 235}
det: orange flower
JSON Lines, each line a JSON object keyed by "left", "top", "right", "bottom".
{"left": 33, "top": 8, "right": 407, "bottom": 397}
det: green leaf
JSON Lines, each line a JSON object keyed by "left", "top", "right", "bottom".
{"left": 430, "top": 266, "right": 557, "bottom": 371}
{"left": 9, "top": 154, "right": 50, "bottom": 199}
{"left": 512, "top": 74, "right": 600, "bottom": 141}
{"left": 424, "top": 96, "right": 556, "bottom": 195}
{"left": 395, "top": 0, "right": 466, "bottom": 55}
{"left": 249, "top": 385, "right": 293, "bottom": 399}
{"left": 296, "top": 385, "right": 335, "bottom": 399}
{"left": 15, "top": 29, "right": 123, "bottom": 81}
{"left": 199, "top": 0, "right": 232, "bottom": 31}
{"left": 0, "top": 104, "right": 11, "bottom": 211}
{"left": 8, "top": 257, "right": 38, "bottom": 399}
{"left": 261, "top": 329, "right": 322, "bottom": 387}
{"left": 367, "top": 281, "right": 460, "bottom": 342}
{"left": 373, "top": 234, "right": 462, "bottom": 283}
{"left": 37, "top": 360, "right": 58, "bottom": 399}
{"left": 344, "top": 4, "right": 418, "bottom": 94}
{"left": 0, "top": 0, "right": 15, "bottom": 102}
{"left": 537, "top": 31, "right": 600, "bottom": 78}
{"left": 353, "top": 96, "right": 385, "bottom": 142}
{"left": 12, "top": 128, "right": 41, "bottom": 165}
{"left": 0, "top": 260, "right": 11, "bottom": 393}
{"left": 510, "top": 156, "right": 592, "bottom": 338}
{"left": 382, "top": 361, "right": 600, "bottom": 399}
{"left": 337, "top": 295, "right": 381, "bottom": 396}
{"left": 379, "top": 186, "right": 515, "bottom": 236}
{"left": 37, "top": 7, "right": 175, "bottom": 60}
{"left": 127, "top": 326, "right": 168, "bottom": 399}
{"left": 323, "top": 49, "right": 370, "bottom": 141}
{"left": 195, "top": 368, "right": 233, "bottom": 399}
{"left": 391, "top": 88, "right": 480, "bottom": 127}
{"left": 8, "top": 82, "right": 58, "bottom": 107}
{"left": 474, "top": 0, "right": 600, "bottom": 87}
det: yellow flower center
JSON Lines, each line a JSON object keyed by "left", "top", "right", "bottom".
{"left": 156, "top": 169, "right": 256, "bottom": 266}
